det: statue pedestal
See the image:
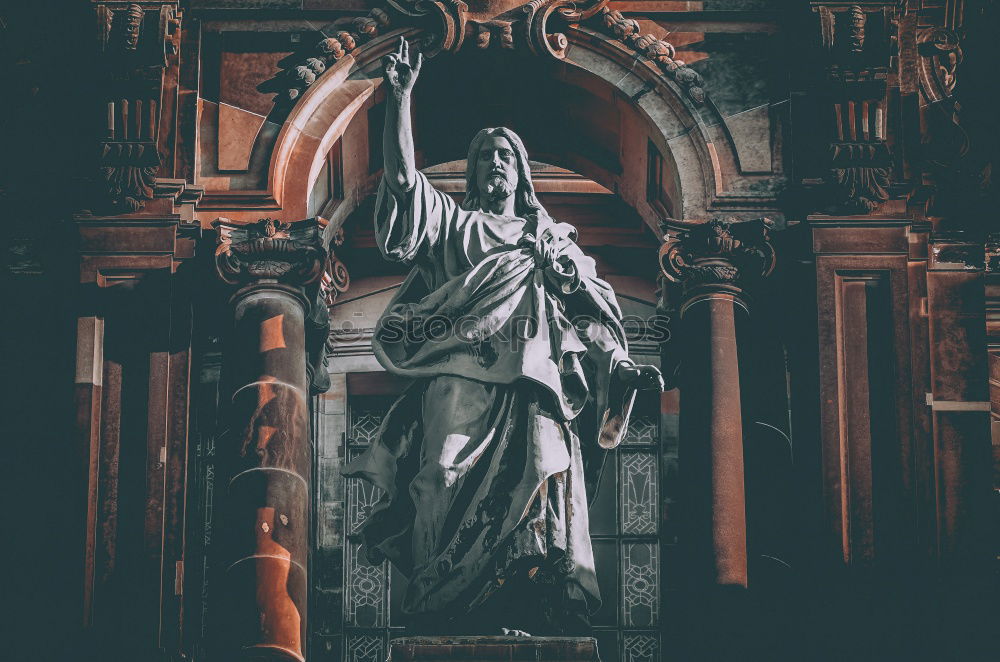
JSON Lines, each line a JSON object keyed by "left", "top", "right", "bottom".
{"left": 387, "top": 637, "right": 600, "bottom": 662}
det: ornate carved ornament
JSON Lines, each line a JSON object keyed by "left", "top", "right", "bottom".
{"left": 830, "top": 166, "right": 890, "bottom": 212}
{"left": 384, "top": 0, "right": 610, "bottom": 57}
{"left": 917, "top": 27, "right": 963, "bottom": 103}
{"left": 92, "top": 3, "right": 182, "bottom": 216}
{"left": 828, "top": 141, "right": 890, "bottom": 212}
{"left": 95, "top": 2, "right": 181, "bottom": 67}
{"left": 659, "top": 217, "right": 776, "bottom": 292}
{"left": 591, "top": 8, "right": 705, "bottom": 105}
{"left": 99, "top": 141, "right": 160, "bottom": 213}
{"left": 319, "top": 229, "right": 351, "bottom": 308}
{"left": 812, "top": 2, "right": 897, "bottom": 80}
{"left": 214, "top": 217, "right": 328, "bottom": 287}
{"left": 283, "top": 7, "right": 394, "bottom": 102}
{"left": 275, "top": 1, "right": 708, "bottom": 107}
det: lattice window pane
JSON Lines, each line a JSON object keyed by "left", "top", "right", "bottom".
{"left": 622, "top": 632, "right": 660, "bottom": 662}
{"left": 345, "top": 542, "right": 387, "bottom": 628}
{"left": 620, "top": 451, "right": 658, "bottom": 535}
{"left": 347, "top": 449, "right": 384, "bottom": 534}
{"left": 349, "top": 408, "right": 386, "bottom": 446}
{"left": 346, "top": 632, "right": 386, "bottom": 662}
{"left": 622, "top": 415, "right": 658, "bottom": 445}
{"left": 622, "top": 543, "right": 659, "bottom": 628}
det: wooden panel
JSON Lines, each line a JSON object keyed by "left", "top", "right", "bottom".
{"left": 926, "top": 267, "right": 991, "bottom": 562}
{"left": 812, "top": 225, "right": 909, "bottom": 255}
{"left": 816, "top": 253, "right": 916, "bottom": 567}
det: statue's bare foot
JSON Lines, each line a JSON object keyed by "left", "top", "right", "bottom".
{"left": 501, "top": 628, "right": 532, "bottom": 637}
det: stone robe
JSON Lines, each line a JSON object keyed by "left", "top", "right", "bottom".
{"left": 343, "top": 171, "right": 637, "bottom": 620}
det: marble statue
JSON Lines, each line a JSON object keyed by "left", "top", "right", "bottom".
{"left": 343, "top": 38, "right": 664, "bottom": 636}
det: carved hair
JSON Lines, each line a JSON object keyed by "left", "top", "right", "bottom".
{"left": 461, "top": 127, "right": 549, "bottom": 220}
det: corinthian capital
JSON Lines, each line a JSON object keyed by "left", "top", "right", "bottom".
{"left": 213, "top": 217, "right": 328, "bottom": 287}
{"left": 659, "top": 217, "right": 776, "bottom": 296}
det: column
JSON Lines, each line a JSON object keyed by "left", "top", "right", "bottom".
{"left": 659, "top": 218, "right": 775, "bottom": 588}
{"left": 214, "top": 217, "right": 329, "bottom": 661}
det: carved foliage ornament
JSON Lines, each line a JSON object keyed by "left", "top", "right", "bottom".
{"left": 277, "top": 2, "right": 708, "bottom": 107}
{"left": 214, "top": 217, "right": 328, "bottom": 287}
{"left": 100, "top": 141, "right": 160, "bottom": 212}
{"left": 594, "top": 9, "right": 705, "bottom": 105}
{"left": 659, "top": 218, "right": 776, "bottom": 291}
{"left": 831, "top": 166, "right": 889, "bottom": 212}
{"left": 284, "top": 7, "right": 393, "bottom": 102}
{"left": 828, "top": 141, "right": 890, "bottom": 212}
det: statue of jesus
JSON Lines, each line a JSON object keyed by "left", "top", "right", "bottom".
{"left": 343, "top": 38, "right": 664, "bottom": 636}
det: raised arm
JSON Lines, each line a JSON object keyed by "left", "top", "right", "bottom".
{"left": 382, "top": 38, "right": 422, "bottom": 197}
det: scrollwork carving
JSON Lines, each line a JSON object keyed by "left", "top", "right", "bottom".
{"left": 320, "top": 229, "right": 351, "bottom": 308}
{"left": 918, "top": 28, "right": 963, "bottom": 102}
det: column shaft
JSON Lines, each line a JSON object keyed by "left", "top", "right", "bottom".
{"left": 224, "top": 287, "right": 311, "bottom": 661}
{"left": 681, "top": 294, "right": 749, "bottom": 587}
{"left": 214, "top": 217, "right": 330, "bottom": 662}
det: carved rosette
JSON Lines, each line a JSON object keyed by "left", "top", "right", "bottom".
{"left": 659, "top": 217, "right": 776, "bottom": 299}
{"left": 214, "top": 217, "right": 328, "bottom": 288}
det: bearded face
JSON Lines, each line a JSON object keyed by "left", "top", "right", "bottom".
{"left": 474, "top": 135, "right": 519, "bottom": 209}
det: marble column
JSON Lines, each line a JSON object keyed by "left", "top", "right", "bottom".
{"left": 214, "top": 217, "right": 329, "bottom": 661}
{"left": 659, "top": 218, "right": 775, "bottom": 588}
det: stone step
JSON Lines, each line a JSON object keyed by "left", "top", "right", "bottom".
{"left": 387, "top": 636, "right": 600, "bottom": 662}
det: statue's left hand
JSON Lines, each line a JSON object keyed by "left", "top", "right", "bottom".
{"left": 616, "top": 361, "right": 665, "bottom": 392}
{"left": 519, "top": 230, "right": 561, "bottom": 268}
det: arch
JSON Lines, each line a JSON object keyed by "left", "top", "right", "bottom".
{"left": 263, "top": 26, "right": 758, "bottom": 226}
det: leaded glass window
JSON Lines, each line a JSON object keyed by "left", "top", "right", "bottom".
{"left": 343, "top": 397, "right": 396, "bottom": 662}
{"left": 589, "top": 362, "right": 666, "bottom": 662}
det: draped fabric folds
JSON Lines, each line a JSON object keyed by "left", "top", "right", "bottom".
{"left": 343, "top": 172, "right": 636, "bottom": 618}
